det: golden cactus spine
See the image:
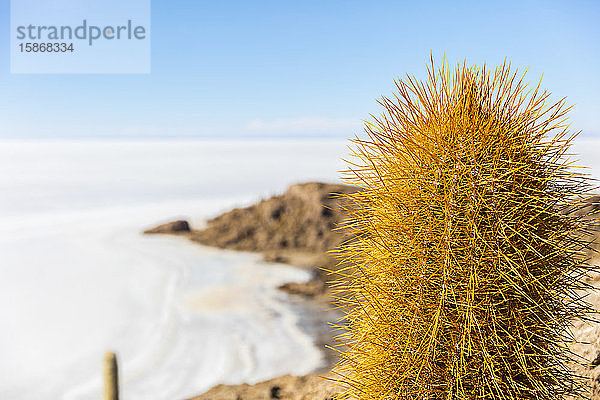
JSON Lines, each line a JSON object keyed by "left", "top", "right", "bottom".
{"left": 330, "top": 59, "right": 596, "bottom": 399}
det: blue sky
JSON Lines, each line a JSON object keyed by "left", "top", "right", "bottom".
{"left": 0, "top": 0, "right": 598, "bottom": 139}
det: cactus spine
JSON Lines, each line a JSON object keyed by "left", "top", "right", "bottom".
{"left": 331, "top": 60, "right": 596, "bottom": 399}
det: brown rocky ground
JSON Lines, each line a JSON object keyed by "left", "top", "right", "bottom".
{"left": 570, "top": 269, "right": 600, "bottom": 398}
{"left": 188, "top": 182, "right": 355, "bottom": 255}
{"left": 568, "top": 195, "right": 600, "bottom": 398}
{"left": 188, "top": 374, "right": 337, "bottom": 400}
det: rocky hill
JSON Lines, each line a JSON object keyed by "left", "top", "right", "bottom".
{"left": 146, "top": 182, "right": 360, "bottom": 299}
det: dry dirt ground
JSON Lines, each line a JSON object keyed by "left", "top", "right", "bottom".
{"left": 188, "top": 374, "right": 338, "bottom": 400}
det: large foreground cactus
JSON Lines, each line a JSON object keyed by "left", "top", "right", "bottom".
{"left": 331, "top": 60, "right": 597, "bottom": 399}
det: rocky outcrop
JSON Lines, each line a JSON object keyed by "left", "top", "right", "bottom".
{"left": 189, "top": 182, "right": 358, "bottom": 256}
{"left": 143, "top": 182, "right": 360, "bottom": 299}
{"left": 144, "top": 219, "right": 191, "bottom": 234}
{"left": 188, "top": 182, "right": 360, "bottom": 299}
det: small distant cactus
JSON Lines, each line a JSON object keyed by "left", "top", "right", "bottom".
{"left": 331, "top": 59, "right": 597, "bottom": 399}
{"left": 104, "top": 351, "right": 119, "bottom": 400}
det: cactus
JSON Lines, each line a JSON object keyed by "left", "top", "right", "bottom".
{"left": 330, "top": 59, "right": 597, "bottom": 399}
{"left": 104, "top": 351, "right": 119, "bottom": 400}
